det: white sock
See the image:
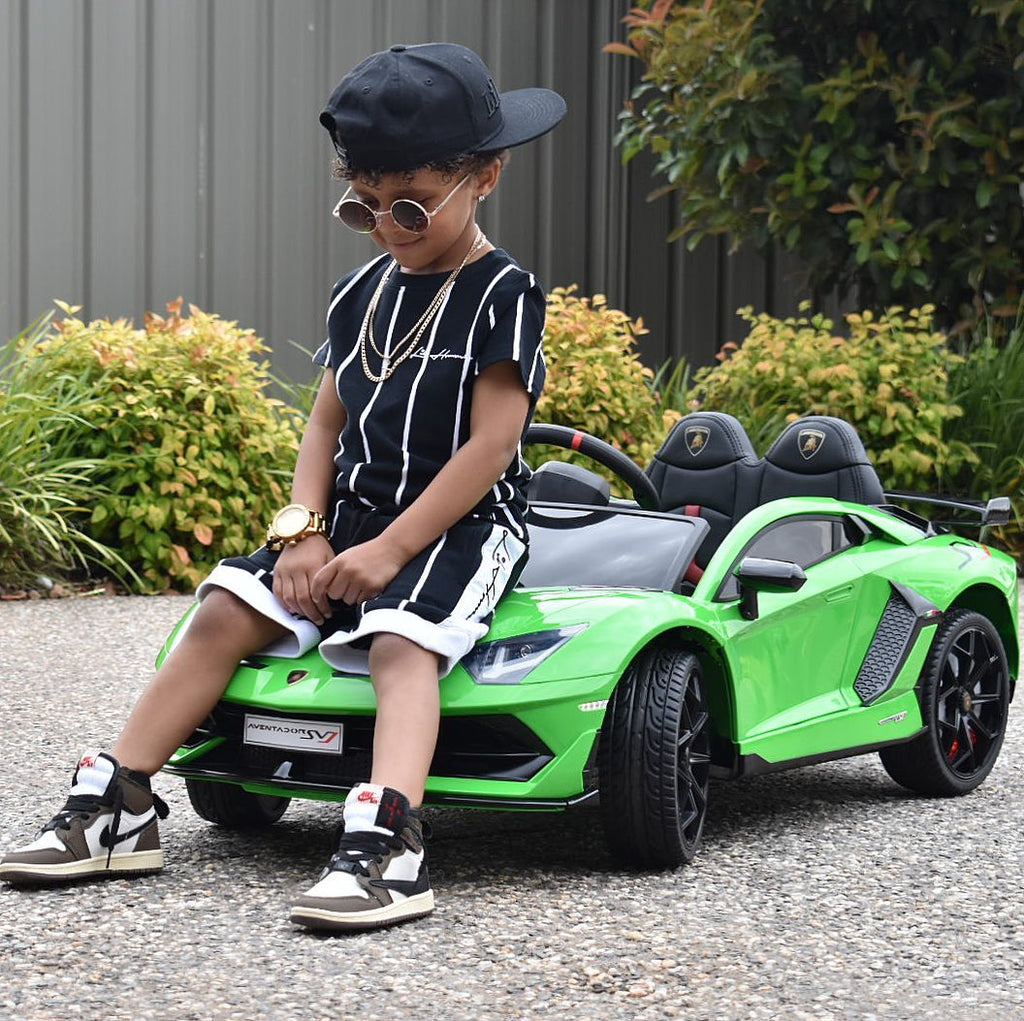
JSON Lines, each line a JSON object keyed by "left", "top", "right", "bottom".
{"left": 343, "top": 783, "right": 392, "bottom": 835}
{"left": 69, "top": 750, "right": 117, "bottom": 797}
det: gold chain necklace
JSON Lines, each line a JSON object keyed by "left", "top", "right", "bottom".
{"left": 358, "top": 231, "right": 488, "bottom": 383}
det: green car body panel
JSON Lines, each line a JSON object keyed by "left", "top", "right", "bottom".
{"left": 163, "top": 492, "right": 1018, "bottom": 810}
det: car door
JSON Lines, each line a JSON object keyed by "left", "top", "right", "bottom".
{"left": 716, "top": 513, "right": 893, "bottom": 750}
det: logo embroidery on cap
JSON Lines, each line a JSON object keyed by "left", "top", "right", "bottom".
{"left": 484, "top": 78, "right": 500, "bottom": 118}
{"left": 685, "top": 426, "right": 710, "bottom": 456}
{"left": 798, "top": 429, "right": 826, "bottom": 459}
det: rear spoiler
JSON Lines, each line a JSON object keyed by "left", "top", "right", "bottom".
{"left": 882, "top": 492, "right": 1012, "bottom": 539}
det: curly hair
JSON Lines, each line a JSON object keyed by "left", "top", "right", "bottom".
{"left": 332, "top": 149, "right": 509, "bottom": 185}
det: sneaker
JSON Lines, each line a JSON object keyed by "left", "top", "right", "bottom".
{"left": 0, "top": 751, "right": 169, "bottom": 885}
{"left": 290, "top": 783, "right": 434, "bottom": 931}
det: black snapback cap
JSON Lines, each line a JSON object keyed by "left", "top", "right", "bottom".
{"left": 320, "top": 42, "right": 566, "bottom": 172}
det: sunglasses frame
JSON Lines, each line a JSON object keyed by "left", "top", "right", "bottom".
{"left": 333, "top": 174, "right": 471, "bottom": 235}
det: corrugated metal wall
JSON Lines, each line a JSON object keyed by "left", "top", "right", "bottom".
{"left": 1, "top": 0, "right": 810, "bottom": 380}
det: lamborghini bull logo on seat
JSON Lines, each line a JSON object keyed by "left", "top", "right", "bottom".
{"left": 798, "top": 429, "right": 826, "bottom": 460}
{"left": 685, "top": 426, "right": 710, "bottom": 456}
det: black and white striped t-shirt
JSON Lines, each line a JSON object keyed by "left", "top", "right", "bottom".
{"left": 313, "top": 247, "right": 547, "bottom": 539}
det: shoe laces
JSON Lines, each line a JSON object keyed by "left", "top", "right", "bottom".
{"left": 42, "top": 794, "right": 107, "bottom": 834}
{"left": 43, "top": 784, "right": 169, "bottom": 868}
{"left": 325, "top": 815, "right": 432, "bottom": 875}
{"left": 327, "top": 829, "right": 406, "bottom": 877}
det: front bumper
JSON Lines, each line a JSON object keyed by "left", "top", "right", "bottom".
{"left": 164, "top": 650, "right": 612, "bottom": 808}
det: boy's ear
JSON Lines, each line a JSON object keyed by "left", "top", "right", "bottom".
{"left": 474, "top": 156, "right": 503, "bottom": 201}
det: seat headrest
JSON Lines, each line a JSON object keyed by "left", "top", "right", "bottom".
{"left": 653, "top": 411, "right": 757, "bottom": 469}
{"left": 764, "top": 416, "right": 875, "bottom": 475}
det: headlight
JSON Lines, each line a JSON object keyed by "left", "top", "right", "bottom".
{"left": 461, "top": 625, "right": 588, "bottom": 685}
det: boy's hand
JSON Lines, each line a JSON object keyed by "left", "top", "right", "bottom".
{"left": 311, "top": 537, "right": 405, "bottom": 607}
{"left": 273, "top": 535, "right": 336, "bottom": 624}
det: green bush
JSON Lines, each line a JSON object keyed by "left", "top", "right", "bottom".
{"left": 0, "top": 313, "right": 131, "bottom": 586}
{"left": 530, "top": 287, "right": 679, "bottom": 491}
{"left": 26, "top": 300, "right": 303, "bottom": 592}
{"left": 650, "top": 356, "right": 695, "bottom": 422}
{"left": 608, "top": 0, "right": 1024, "bottom": 329}
{"left": 688, "top": 304, "right": 977, "bottom": 491}
{"left": 946, "top": 314, "right": 1024, "bottom": 555}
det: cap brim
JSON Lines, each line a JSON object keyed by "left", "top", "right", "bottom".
{"left": 482, "top": 88, "right": 567, "bottom": 150}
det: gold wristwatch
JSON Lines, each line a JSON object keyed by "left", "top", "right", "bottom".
{"left": 265, "top": 504, "right": 328, "bottom": 551}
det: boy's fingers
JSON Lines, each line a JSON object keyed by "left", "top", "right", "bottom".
{"left": 314, "top": 591, "right": 333, "bottom": 618}
{"left": 310, "top": 561, "right": 335, "bottom": 603}
{"left": 310, "top": 575, "right": 333, "bottom": 619}
{"left": 292, "top": 578, "right": 321, "bottom": 624}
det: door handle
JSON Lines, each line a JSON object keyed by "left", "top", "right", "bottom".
{"left": 825, "top": 585, "right": 854, "bottom": 603}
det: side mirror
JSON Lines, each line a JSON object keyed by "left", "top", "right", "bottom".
{"left": 734, "top": 557, "right": 807, "bottom": 621}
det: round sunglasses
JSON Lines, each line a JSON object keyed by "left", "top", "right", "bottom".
{"left": 333, "top": 175, "right": 471, "bottom": 235}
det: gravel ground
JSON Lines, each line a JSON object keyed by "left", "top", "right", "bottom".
{"left": 0, "top": 592, "right": 1022, "bottom": 1021}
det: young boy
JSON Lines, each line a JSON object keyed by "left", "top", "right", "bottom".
{"left": 0, "top": 42, "right": 565, "bottom": 932}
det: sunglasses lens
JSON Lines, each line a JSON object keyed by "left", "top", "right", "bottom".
{"left": 391, "top": 200, "right": 430, "bottom": 234}
{"left": 337, "top": 200, "right": 377, "bottom": 234}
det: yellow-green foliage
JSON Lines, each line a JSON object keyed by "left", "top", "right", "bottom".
{"left": 31, "top": 300, "right": 303, "bottom": 592}
{"left": 0, "top": 312, "right": 131, "bottom": 586}
{"left": 532, "top": 287, "right": 678, "bottom": 490}
{"left": 691, "top": 303, "right": 977, "bottom": 491}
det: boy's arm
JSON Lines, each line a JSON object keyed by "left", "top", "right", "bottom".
{"left": 289, "top": 369, "right": 347, "bottom": 510}
{"left": 310, "top": 359, "right": 531, "bottom": 609}
{"left": 272, "top": 370, "right": 348, "bottom": 623}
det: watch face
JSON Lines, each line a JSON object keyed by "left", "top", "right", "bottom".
{"left": 273, "top": 505, "right": 311, "bottom": 538}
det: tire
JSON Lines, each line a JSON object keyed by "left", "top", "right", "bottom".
{"left": 879, "top": 609, "right": 1010, "bottom": 796}
{"left": 598, "top": 646, "right": 712, "bottom": 867}
{"left": 185, "top": 778, "right": 291, "bottom": 827}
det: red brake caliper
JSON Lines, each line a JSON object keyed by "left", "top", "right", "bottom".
{"left": 948, "top": 724, "right": 978, "bottom": 762}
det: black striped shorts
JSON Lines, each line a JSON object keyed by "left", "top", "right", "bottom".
{"left": 194, "top": 501, "right": 527, "bottom": 677}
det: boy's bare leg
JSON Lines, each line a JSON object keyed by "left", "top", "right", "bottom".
{"left": 0, "top": 588, "right": 288, "bottom": 884}
{"left": 366, "top": 632, "right": 441, "bottom": 806}
{"left": 289, "top": 630, "right": 439, "bottom": 930}
{"left": 111, "top": 589, "right": 288, "bottom": 775}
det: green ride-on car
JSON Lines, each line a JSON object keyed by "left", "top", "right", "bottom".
{"left": 161, "top": 413, "right": 1018, "bottom": 868}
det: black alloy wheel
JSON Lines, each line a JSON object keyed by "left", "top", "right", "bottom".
{"left": 599, "top": 646, "right": 712, "bottom": 867}
{"left": 880, "top": 609, "right": 1010, "bottom": 796}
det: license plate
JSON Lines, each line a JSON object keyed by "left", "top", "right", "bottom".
{"left": 243, "top": 714, "right": 344, "bottom": 755}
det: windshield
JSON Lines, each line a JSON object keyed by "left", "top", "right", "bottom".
{"left": 519, "top": 503, "right": 708, "bottom": 591}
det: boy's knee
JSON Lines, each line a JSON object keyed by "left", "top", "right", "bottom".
{"left": 369, "top": 632, "right": 440, "bottom": 674}
{"left": 181, "top": 589, "right": 271, "bottom": 648}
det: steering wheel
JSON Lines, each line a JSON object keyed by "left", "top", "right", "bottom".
{"left": 525, "top": 423, "right": 660, "bottom": 511}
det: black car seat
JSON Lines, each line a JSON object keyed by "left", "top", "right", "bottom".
{"left": 647, "top": 411, "right": 761, "bottom": 581}
{"left": 758, "top": 415, "right": 885, "bottom": 506}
